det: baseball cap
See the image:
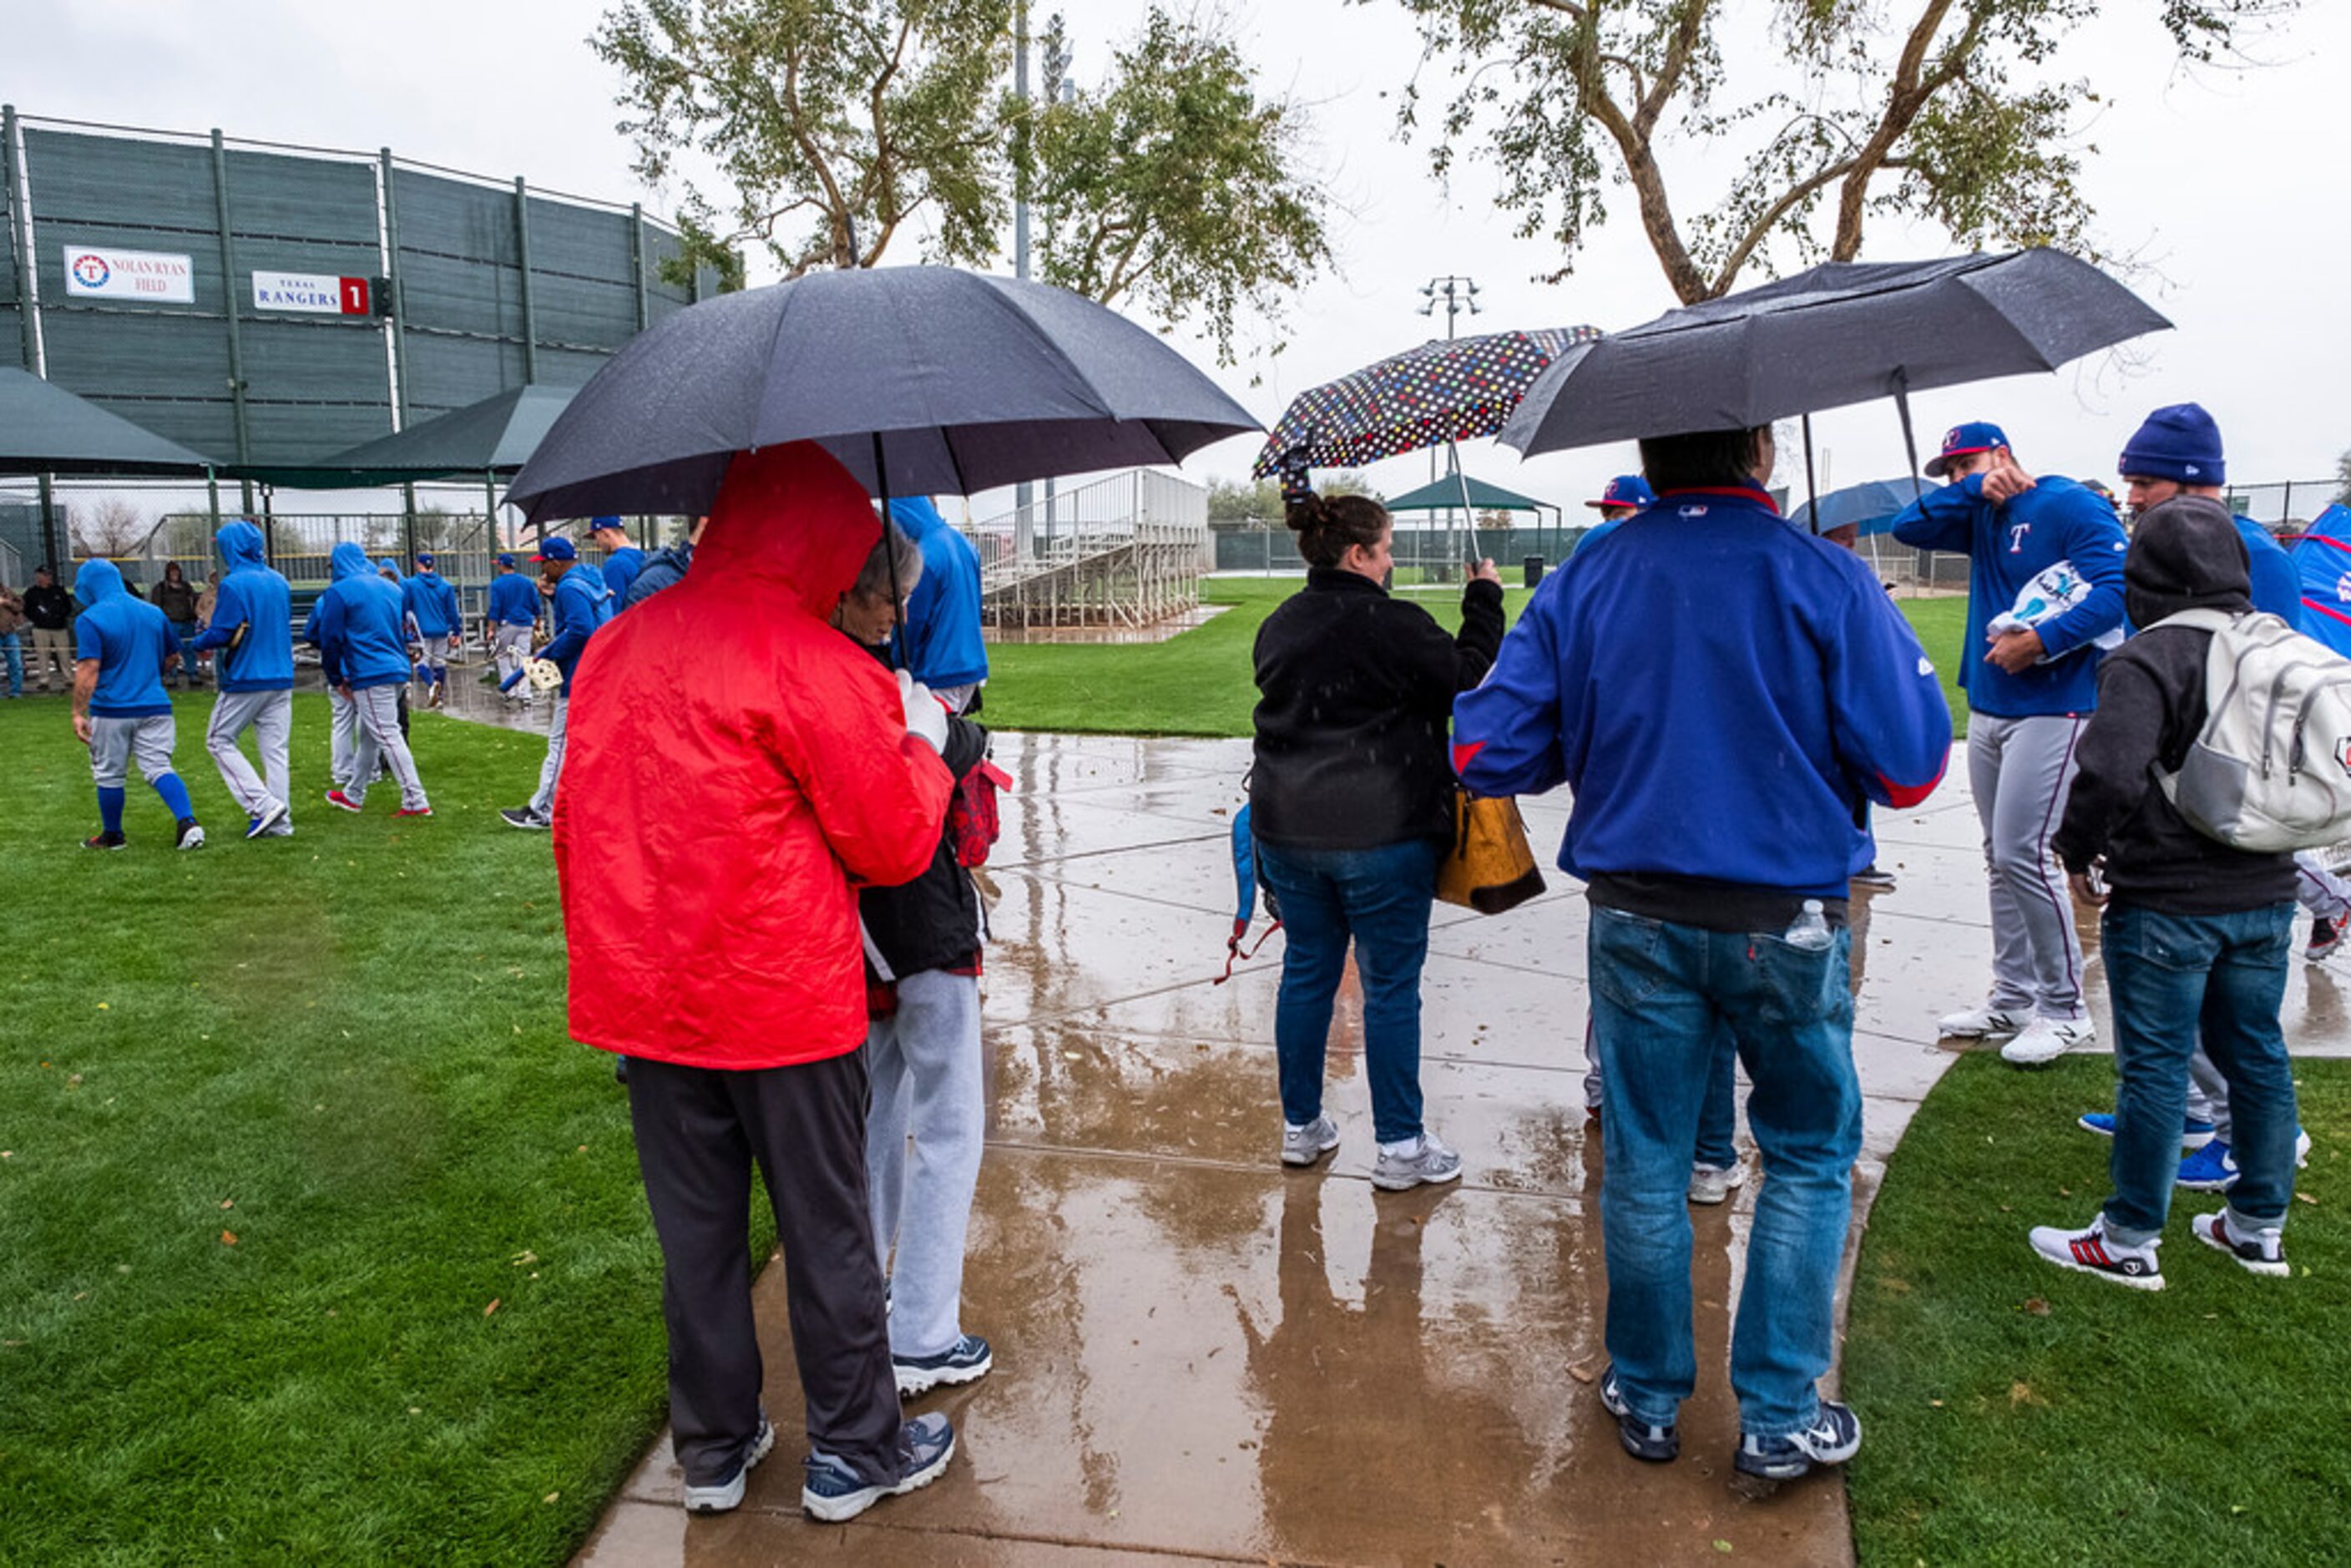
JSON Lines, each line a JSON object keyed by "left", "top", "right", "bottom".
{"left": 1924, "top": 421, "right": 2009, "bottom": 478}
{"left": 1585, "top": 474, "right": 1655, "bottom": 510}
{"left": 533, "top": 537, "right": 578, "bottom": 562}
{"left": 494, "top": 552, "right": 516, "bottom": 567}
{"left": 589, "top": 515, "right": 625, "bottom": 534}
{"left": 415, "top": 551, "right": 435, "bottom": 566}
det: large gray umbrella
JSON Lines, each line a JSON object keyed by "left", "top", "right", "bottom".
{"left": 503, "top": 266, "right": 1260, "bottom": 524}
{"left": 1500, "top": 249, "right": 2170, "bottom": 457}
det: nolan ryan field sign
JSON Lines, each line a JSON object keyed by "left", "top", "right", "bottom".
{"left": 63, "top": 246, "right": 195, "bottom": 303}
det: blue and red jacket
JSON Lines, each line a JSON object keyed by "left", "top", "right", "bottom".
{"left": 1452, "top": 484, "right": 1953, "bottom": 899}
{"left": 1890, "top": 473, "right": 2127, "bottom": 717}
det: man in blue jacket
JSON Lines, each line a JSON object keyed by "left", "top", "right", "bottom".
{"left": 590, "top": 518, "right": 645, "bottom": 606}
{"left": 402, "top": 551, "right": 463, "bottom": 710}
{"left": 887, "top": 499, "right": 987, "bottom": 712}
{"left": 1893, "top": 421, "right": 2129, "bottom": 1066}
{"left": 70, "top": 558, "right": 205, "bottom": 852}
{"left": 501, "top": 536, "right": 609, "bottom": 830}
{"left": 192, "top": 520, "right": 296, "bottom": 839}
{"left": 483, "top": 553, "right": 543, "bottom": 704}
{"left": 1454, "top": 423, "right": 1952, "bottom": 1489}
{"left": 316, "top": 542, "right": 430, "bottom": 817}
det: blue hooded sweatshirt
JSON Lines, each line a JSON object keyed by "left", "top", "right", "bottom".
{"left": 1890, "top": 473, "right": 2128, "bottom": 718}
{"left": 599, "top": 545, "right": 645, "bottom": 607}
{"left": 2237, "top": 515, "right": 2302, "bottom": 629}
{"left": 402, "top": 566, "right": 462, "bottom": 638}
{"left": 191, "top": 520, "right": 294, "bottom": 690}
{"left": 539, "top": 560, "right": 611, "bottom": 694}
{"left": 488, "top": 569, "right": 542, "bottom": 627}
{"left": 1454, "top": 485, "right": 1954, "bottom": 899}
{"left": 312, "top": 541, "right": 412, "bottom": 689}
{"left": 888, "top": 497, "right": 988, "bottom": 690}
{"left": 73, "top": 558, "right": 178, "bottom": 717}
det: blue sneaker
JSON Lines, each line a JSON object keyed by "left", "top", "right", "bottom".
{"left": 681, "top": 1413, "right": 773, "bottom": 1515}
{"left": 801, "top": 1412, "right": 954, "bottom": 1523}
{"left": 2076, "top": 1110, "right": 2216, "bottom": 1151}
{"left": 894, "top": 1333, "right": 992, "bottom": 1397}
{"left": 1598, "top": 1363, "right": 1678, "bottom": 1462}
{"left": 2177, "top": 1131, "right": 2313, "bottom": 1191}
{"left": 1735, "top": 1399, "right": 1862, "bottom": 1484}
{"left": 245, "top": 799, "right": 289, "bottom": 840}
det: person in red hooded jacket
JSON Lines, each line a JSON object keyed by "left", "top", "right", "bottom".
{"left": 554, "top": 440, "right": 960, "bottom": 1523}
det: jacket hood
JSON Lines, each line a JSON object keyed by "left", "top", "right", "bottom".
{"left": 331, "top": 541, "right": 376, "bottom": 582}
{"left": 2125, "top": 494, "right": 2252, "bottom": 627}
{"left": 700, "top": 441, "right": 881, "bottom": 620}
{"left": 216, "top": 519, "right": 267, "bottom": 570}
{"left": 73, "top": 557, "right": 124, "bottom": 604}
{"left": 887, "top": 496, "right": 947, "bottom": 542}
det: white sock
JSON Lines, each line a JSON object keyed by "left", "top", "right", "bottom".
{"left": 1379, "top": 1136, "right": 1423, "bottom": 1158}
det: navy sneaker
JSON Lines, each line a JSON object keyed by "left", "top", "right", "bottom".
{"left": 2075, "top": 1110, "right": 2216, "bottom": 1151}
{"left": 895, "top": 1333, "right": 992, "bottom": 1397}
{"left": 801, "top": 1412, "right": 954, "bottom": 1523}
{"left": 1598, "top": 1363, "right": 1678, "bottom": 1462}
{"left": 681, "top": 1413, "right": 773, "bottom": 1515}
{"left": 1735, "top": 1399, "right": 1862, "bottom": 1484}
{"left": 81, "top": 831, "right": 128, "bottom": 852}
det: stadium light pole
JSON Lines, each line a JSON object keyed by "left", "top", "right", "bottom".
{"left": 1418, "top": 276, "right": 1480, "bottom": 557}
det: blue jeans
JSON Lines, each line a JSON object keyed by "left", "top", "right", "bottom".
{"left": 0, "top": 631, "right": 19, "bottom": 696}
{"left": 1588, "top": 907, "right": 1860, "bottom": 1439}
{"left": 169, "top": 620, "right": 201, "bottom": 685}
{"left": 1256, "top": 837, "right": 1443, "bottom": 1144}
{"left": 1585, "top": 1016, "right": 1738, "bottom": 1166}
{"left": 2101, "top": 900, "right": 2298, "bottom": 1240}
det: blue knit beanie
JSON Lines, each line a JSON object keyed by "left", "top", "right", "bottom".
{"left": 2119, "top": 403, "right": 2225, "bottom": 486}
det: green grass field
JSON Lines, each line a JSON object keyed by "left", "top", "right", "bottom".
{"left": 0, "top": 693, "right": 700, "bottom": 1564}
{"left": 1847, "top": 1055, "right": 2348, "bottom": 1566}
{"left": 983, "top": 576, "right": 1974, "bottom": 737}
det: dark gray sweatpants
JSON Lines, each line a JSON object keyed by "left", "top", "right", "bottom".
{"left": 625, "top": 1050, "right": 903, "bottom": 1488}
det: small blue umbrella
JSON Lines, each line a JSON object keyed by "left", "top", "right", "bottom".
{"left": 1785, "top": 478, "right": 1944, "bottom": 537}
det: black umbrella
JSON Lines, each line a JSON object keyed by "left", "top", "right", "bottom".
{"left": 502, "top": 266, "right": 1260, "bottom": 524}
{"left": 1499, "top": 250, "right": 2170, "bottom": 459}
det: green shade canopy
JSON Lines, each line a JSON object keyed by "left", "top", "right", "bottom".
{"left": 0, "top": 367, "right": 222, "bottom": 475}
{"left": 229, "top": 384, "right": 577, "bottom": 489}
{"left": 1383, "top": 473, "right": 1552, "bottom": 514}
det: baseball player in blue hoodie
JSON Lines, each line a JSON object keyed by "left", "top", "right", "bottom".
{"left": 1454, "top": 422, "right": 1951, "bottom": 1489}
{"left": 192, "top": 520, "right": 296, "bottom": 839}
{"left": 315, "top": 542, "right": 431, "bottom": 817}
{"left": 500, "top": 537, "right": 609, "bottom": 830}
{"left": 69, "top": 558, "right": 204, "bottom": 851}
{"left": 1893, "top": 421, "right": 2130, "bottom": 1066}
{"left": 402, "top": 552, "right": 463, "bottom": 710}
{"left": 483, "top": 553, "right": 544, "bottom": 702}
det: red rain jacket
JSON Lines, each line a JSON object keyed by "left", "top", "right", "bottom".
{"left": 554, "top": 442, "right": 954, "bottom": 1069}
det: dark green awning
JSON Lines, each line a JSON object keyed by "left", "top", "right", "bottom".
{"left": 0, "top": 367, "right": 223, "bottom": 476}
{"left": 226, "top": 384, "right": 576, "bottom": 489}
{"left": 1384, "top": 473, "right": 1551, "bottom": 514}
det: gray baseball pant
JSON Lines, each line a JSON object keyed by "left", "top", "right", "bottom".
{"left": 328, "top": 687, "right": 358, "bottom": 787}
{"left": 528, "top": 693, "right": 569, "bottom": 820}
{"left": 345, "top": 685, "right": 427, "bottom": 811}
{"left": 1968, "top": 712, "right": 2088, "bottom": 1021}
{"left": 208, "top": 688, "right": 292, "bottom": 829}
{"left": 89, "top": 713, "right": 178, "bottom": 788}
{"left": 493, "top": 624, "right": 534, "bottom": 696}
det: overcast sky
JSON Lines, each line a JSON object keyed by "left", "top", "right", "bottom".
{"left": 7, "top": 0, "right": 2346, "bottom": 519}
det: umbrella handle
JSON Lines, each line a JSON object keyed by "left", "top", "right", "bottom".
{"left": 1891, "top": 368, "right": 1926, "bottom": 501}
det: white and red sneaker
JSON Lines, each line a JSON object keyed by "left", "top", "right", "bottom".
{"left": 2028, "top": 1214, "right": 2163, "bottom": 1291}
{"left": 2192, "top": 1211, "right": 2289, "bottom": 1278}
{"left": 324, "top": 789, "right": 362, "bottom": 813}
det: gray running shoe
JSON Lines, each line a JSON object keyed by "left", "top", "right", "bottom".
{"left": 1280, "top": 1115, "right": 1341, "bottom": 1167}
{"left": 1372, "top": 1131, "right": 1464, "bottom": 1191}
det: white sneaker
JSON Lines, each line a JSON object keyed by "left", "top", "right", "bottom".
{"left": 1372, "top": 1132, "right": 1464, "bottom": 1191}
{"left": 2000, "top": 1015, "right": 2094, "bottom": 1066}
{"left": 2028, "top": 1214, "right": 2163, "bottom": 1291}
{"left": 1687, "top": 1161, "right": 1747, "bottom": 1206}
{"left": 1937, "top": 1003, "right": 2027, "bottom": 1039}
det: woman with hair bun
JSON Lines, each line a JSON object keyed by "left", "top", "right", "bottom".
{"left": 1250, "top": 489, "right": 1506, "bottom": 1189}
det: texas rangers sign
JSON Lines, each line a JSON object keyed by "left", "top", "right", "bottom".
{"left": 62, "top": 245, "right": 195, "bottom": 303}
{"left": 251, "top": 270, "right": 372, "bottom": 316}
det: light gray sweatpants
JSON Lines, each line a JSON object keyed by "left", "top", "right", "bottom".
{"left": 865, "top": 969, "right": 985, "bottom": 1361}
{"left": 208, "top": 688, "right": 292, "bottom": 829}
{"left": 493, "top": 624, "right": 534, "bottom": 696}
{"left": 1969, "top": 711, "right": 2088, "bottom": 1021}
{"left": 327, "top": 687, "right": 358, "bottom": 787}
{"left": 89, "top": 713, "right": 177, "bottom": 788}
{"left": 345, "top": 685, "right": 427, "bottom": 811}
{"left": 528, "top": 693, "right": 569, "bottom": 820}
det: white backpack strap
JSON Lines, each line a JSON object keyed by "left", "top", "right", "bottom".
{"left": 2143, "top": 608, "right": 2238, "bottom": 635}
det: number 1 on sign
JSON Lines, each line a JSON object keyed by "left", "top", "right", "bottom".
{"left": 340, "top": 277, "right": 371, "bottom": 316}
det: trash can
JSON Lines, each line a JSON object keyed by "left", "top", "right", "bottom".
{"left": 1523, "top": 555, "right": 1546, "bottom": 588}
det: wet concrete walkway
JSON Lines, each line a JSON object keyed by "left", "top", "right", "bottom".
{"left": 563, "top": 731, "right": 2349, "bottom": 1565}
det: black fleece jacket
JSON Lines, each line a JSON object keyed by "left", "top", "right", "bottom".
{"left": 1250, "top": 569, "right": 1505, "bottom": 850}
{"left": 859, "top": 673, "right": 991, "bottom": 979}
{"left": 2052, "top": 495, "right": 2298, "bottom": 913}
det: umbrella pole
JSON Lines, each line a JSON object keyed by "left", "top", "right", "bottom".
{"left": 1449, "top": 441, "right": 1480, "bottom": 566}
{"left": 872, "top": 431, "right": 903, "bottom": 670}
{"left": 1891, "top": 370, "right": 1926, "bottom": 501}
{"left": 1801, "top": 413, "right": 1821, "bottom": 535}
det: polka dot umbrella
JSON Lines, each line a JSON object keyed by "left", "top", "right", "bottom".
{"left": 1251, "top": 325, "right": 1602, "bottom": 481}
